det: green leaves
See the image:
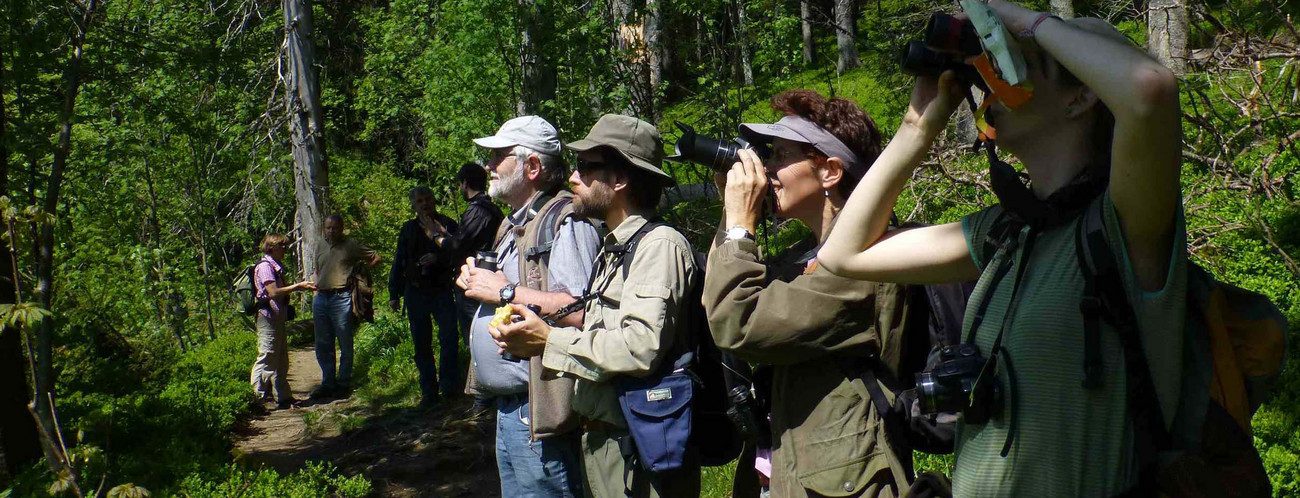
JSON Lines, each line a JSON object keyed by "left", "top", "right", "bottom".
{"left": 0, "top": 302, "right": 53, "bottom": 329}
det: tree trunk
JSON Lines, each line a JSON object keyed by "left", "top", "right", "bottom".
{"left": 30, "top": 1, "right": 98, "bottom": 494}
{"left": 282, "top": 0, "right": 331, "bottom": 283}
{"left": 517, "top": 0, "right": 557, "bottom": 118}
{"left": 611, "top": 0, "right": 652, "bottom": 117}
{"left": 801, "top": 0, "right": 815, "bottom": 66}
{"left": 1147, "top": 0, "right": 1188, "bottom": 74}
{"left": 645, "top": 0, "right": 663, "bottom": 118}
{"left": 737, "top": 1, "right": 754, "bottom": 85}
{"left": 143, "top": 164, "right": 187, "bottom": 351}
{"left": 834, "top": 0, "right": 860, "bottom": 73}
{"left": 1049, "top": 0, "right": 1074, "bottom": 18}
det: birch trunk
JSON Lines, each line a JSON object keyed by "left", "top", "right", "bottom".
{"left": 834, "top": 0, "right": 860, "bottom": 73}
{"left": 282, "top": 0, "right": 330, "bottom": 282}
{"left": 1147, "top": 0, "right": 1188, "bottom": 74}
{"left": 801, "top": 0, "right": 815, "bottom": 65}
{"left": 737, "top": 1, "right": 754, "bottom": 85}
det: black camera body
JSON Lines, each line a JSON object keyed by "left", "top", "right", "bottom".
{"left": 900, "top": 14, "right": 988, "bottom": 93}
{"left": 666, "top": 122, "right": 770, "bottom": 172}
{"left": 914, "top": 343, "right": 1003, "bottom": 425}
{"left": 724, "top": 384, "right": 772, "bottom": 448}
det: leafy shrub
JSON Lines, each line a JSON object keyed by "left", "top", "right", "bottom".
{"left": 177, "top": 462, "right": 371, "bottom": 498}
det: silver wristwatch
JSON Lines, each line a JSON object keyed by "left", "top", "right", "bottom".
{"left": 725, "top": 226, "right": 755, "bottom": 242}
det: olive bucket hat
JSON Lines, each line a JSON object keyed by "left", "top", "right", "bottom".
{"left": 566, "top": 114, "right": 674, "bottom": 186}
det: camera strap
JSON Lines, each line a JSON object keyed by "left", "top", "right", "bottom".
{"left": 965, "top": 222, "right": 1036, "bottom": 457}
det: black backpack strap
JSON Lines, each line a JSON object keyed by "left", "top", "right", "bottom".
{"left": 840, "top": 355, "right": 916, "bottom": 480}
{"left": 1074, "top": 200, "right": 1170, "bottom": 494}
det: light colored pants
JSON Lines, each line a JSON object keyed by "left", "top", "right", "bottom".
{"left": 250, "top": 315, "right": 291, "bottom": 403}
{"left": 580, "top": 425, "right": 700, "bottom": 498}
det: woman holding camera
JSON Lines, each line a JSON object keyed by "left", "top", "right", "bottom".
{"left": 703, "top": 90, "right": 913, "bottom": 498}
{"left": 818, "top": 1, "right": 1185, "bottom": 495}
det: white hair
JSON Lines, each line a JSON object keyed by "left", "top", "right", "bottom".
{"left": 513, "top": 145, "right": 567, "bottom": 190}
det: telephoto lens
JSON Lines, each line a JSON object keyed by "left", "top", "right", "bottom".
{"left": 475, "top": 251, "right": 499, "bottom": 273}
{"left": 666, "top": 121, "right": 769, "bottom": 172}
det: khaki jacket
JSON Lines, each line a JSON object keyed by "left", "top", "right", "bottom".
{"left": 541, "top": 215, "right": 698, "bottom": 427}
{"left": 703, "top": 237, "right": 912, "bottom": 498}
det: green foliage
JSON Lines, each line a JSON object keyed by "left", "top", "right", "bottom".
{"left": 177, "top": 462, "right": 371, "bottom": 498}
{"left": 2, "top": 0, "right": 1297, "bottom": 495}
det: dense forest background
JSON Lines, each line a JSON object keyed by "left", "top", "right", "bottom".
{"left": 1, "top": 0, "right": 1298, "bottom": 496}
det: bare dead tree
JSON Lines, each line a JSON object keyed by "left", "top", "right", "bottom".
{"left": 281, "top": 0, "right": 331, "bottom": 284}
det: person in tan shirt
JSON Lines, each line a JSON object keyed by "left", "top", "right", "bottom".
{"left": 490, "top": 114, "right": 701, "bottom": 498}
{"left": 312, "top": 214, "right": 381, "bottom": 398}
{"left": 704, "top": 91, "right": 913, "bottom": 497}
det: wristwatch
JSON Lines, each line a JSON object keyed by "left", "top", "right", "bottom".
{"left": 725, "top": 226, "right": 755, "bottom": 242}
{"left": 499, "top": 283, "right": 517, "bottom": 304}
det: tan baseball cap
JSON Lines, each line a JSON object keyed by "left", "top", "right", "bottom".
{"left": 566, "top": 114, "right": 674, "bottom": 185}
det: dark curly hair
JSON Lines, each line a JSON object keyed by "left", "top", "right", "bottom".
{"left": 770, "top": 90, "right": 883, "bottom": 198}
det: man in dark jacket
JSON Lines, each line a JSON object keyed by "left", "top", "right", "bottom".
{"left": 425, "top": 162, "right": 505, "bottom": 341}
{"left": 389, "top": 186, "right": 461, "bottom": 409}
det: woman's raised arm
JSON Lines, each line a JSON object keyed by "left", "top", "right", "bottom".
{"left": 818, "top": 73, "right": 979, "bottom": 284}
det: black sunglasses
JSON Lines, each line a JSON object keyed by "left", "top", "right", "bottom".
{"left": 575, "top": 159, "right": 607, "bottom": 172}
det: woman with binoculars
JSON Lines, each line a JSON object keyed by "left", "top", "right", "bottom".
{"left": 701, "top": 89, "right": 913, "bottom": 497}
{"left": 818, "top": 1, "right": 1185, "bottom": 496}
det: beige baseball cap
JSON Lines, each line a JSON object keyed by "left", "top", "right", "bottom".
{"left": 473, "top": 115, "right": 562, "bottom": 156}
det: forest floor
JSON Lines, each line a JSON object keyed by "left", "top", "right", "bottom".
{"left": 232, "top": 347, "right": 501, "bottom": 497}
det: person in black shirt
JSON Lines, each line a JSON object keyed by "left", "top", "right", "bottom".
{"left": 389, "top": 186, "right": 461, "bottom": 409}
{"left": 427, "top": 162, "right": 505, "bottom": 337}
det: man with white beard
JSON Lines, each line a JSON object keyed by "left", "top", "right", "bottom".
{"left": 457, "top": 116, "right": 601, "bottom": 497}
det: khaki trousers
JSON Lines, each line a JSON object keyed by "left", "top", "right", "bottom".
{"left": 579, "top": 425, "right": 700, "bottom": 498}
{"left": 250, "top": 315, "right": 292, "bottom": 403}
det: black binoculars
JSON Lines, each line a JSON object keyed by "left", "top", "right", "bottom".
{"left": 666, "top": 121, "right": 770, "bottom": 172}
{"left": 900, "top": 14, "right": 988, "bottom": 93}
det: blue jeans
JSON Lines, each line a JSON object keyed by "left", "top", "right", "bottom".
{"left": 312, "top": 292, "right": 354, "bottom": 389}
{"left": 406, "top": 286, "right": 460, "bottom": 399}
{"left": 496, "top": 394, "right": 582, "bottom": 497}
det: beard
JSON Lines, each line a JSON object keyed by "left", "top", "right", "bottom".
{"left": 488, "top": 164, "right": 526, "bottom": 201}
{"left": 572, "top": 182, "right": 614, "bottom": 219}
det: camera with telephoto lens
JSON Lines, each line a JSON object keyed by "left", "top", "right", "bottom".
{"left": 475, "top": 251, "right": 499, "bottom": 272}
{"left": 900, "top": 13, "right": 989, "bottom": 92}
{"left": 914, "top": 343, "right": 1003, "bottom": 425}
{"left": 725, "top": 385, "right": 771, "bottom": 448}
{"left": 666, "top": 121, "right": 770, "bottom": 172}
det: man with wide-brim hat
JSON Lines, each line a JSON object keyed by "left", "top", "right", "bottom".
{"left": 489, "top": 114, "right": 702, "bottom": 498}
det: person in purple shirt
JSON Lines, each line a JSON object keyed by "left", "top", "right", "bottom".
{"left": 250, "top": 233, "right": 317, "bottom": 409}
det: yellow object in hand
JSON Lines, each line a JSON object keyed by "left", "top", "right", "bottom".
{"left": 489, "top": 305, "right": 516, "bottom": 328}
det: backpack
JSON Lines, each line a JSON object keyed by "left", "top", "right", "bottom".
{"left": 614, "top": 220, "right": 751, "bottom": 471}
{"left": 845, "top": 223, "right": 978, "bottom": 456}
{"left": 232, "top": 263, "right": 264, "bottom": 316}
{"left": 1074, "top": 201, "right": 1286, "bottom": 498}
{"left": 347, "top": 262, "right": 375, "bottom": 323}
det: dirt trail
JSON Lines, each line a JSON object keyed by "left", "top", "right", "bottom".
{"left": 233, "top": 348, "right": 501, "bottom": 497}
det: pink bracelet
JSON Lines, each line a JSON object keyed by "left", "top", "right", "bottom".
{"left": 1020, "top": 13, "right": 1062, "bottom": 39}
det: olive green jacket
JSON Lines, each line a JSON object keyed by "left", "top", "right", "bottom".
{"left": 703, "top": 237, "right": 913, "bottom": 498}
